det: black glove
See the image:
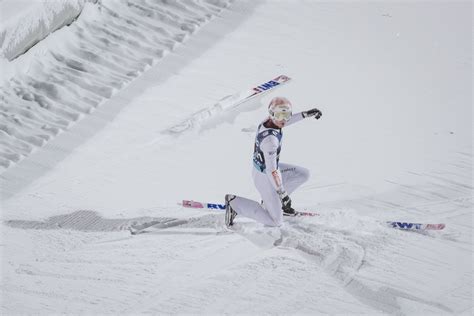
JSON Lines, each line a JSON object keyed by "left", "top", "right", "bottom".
{"left": 302, "top": 108, "right": 322, "bottom": 120}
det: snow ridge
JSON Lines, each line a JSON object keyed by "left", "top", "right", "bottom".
{"left": 0, "top": 0, "right": 85, "bottom": 61}
{"left": 0, "top": 0, "right": 230, "bottom": 171}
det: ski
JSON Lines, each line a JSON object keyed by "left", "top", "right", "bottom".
{"left": 386, "top": 221, "right": 445, "bottom": 231}
{"left": 181, "top": 200, "right": 447, "bottom": 230}
{"left": 295, "top": 211, "right": 318, "bottom": 217}
{"left": 284, "top": 210, "right": 318, "bottom": 217}
{"left": 180, "top": 199, "right": 319, "bottom": 216}
{"left": 240, "top": 74, "right": 292, "bottom": 106}
{"left": 180, "top": 200, "right": 446, "bottom": 230}
{"left": 164, "top": 75, "right": 291, "bottom": 134}
{"left": 182, "top": 199, "right": 225, "bottom": 210}
{"left": 215, "top": 75, "right": 292, "bottom": 112}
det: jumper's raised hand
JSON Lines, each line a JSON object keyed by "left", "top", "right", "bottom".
{"left": 302, "top": 108, "right": 322, "bottom": 120}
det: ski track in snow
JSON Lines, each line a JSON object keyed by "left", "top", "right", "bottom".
{"left": 2, "top": 199, "right": 470, "bottom": 314}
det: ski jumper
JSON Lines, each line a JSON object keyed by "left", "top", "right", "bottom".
{"left": 229, "top": 112, "right": 310, "bottom": 227}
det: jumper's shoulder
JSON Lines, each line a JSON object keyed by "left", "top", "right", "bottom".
{"left": 259, "top": 131, "right": 280, "bottom": 152}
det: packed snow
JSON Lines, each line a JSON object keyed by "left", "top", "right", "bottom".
{"left": 1, "top": 0, "right": 472, "bottom": 315}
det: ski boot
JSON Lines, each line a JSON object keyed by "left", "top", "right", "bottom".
{"left": 225, "top": 194, "right": 237, "bottom": 227}
{"left": 283, "top": 205, "right": 297, "bottom": 217}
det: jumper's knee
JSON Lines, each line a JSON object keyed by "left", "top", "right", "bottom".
{"left": 299, "top": 166, "right": 310, "bottom": 183}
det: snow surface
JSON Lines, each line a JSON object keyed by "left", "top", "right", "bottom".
{"left": 0, "top": 0, "right": 85, "bottom": 62}
{"left": 1, "top": 0, "right": 473, "bottom": 314}
{"left": 0, "top": 0, "right": 228, "bottom": 170}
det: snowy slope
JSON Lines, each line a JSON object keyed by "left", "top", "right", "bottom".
{"left": 1, "top": 0, "right": 473, "bottom": 315}
{"left": 0, "top": 0, "right": 229, "bottom": 170}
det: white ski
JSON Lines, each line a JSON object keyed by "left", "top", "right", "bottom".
{"left": 164, "top": 75, "right": 292, "bottom": 134}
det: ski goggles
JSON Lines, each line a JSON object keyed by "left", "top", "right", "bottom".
{"left": 272, "top": 111, "right": 292, "bottom": 122}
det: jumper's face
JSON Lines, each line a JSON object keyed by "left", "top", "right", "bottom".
{"left": 271, "top": 118, "right": 287, "bottom": 128}
{"left": 268, "top": 96, "right": 292, "bottom": 129}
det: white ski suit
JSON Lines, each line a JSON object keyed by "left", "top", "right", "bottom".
{"left": 229, "top": 113, "right": 310, "bottom": 227}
